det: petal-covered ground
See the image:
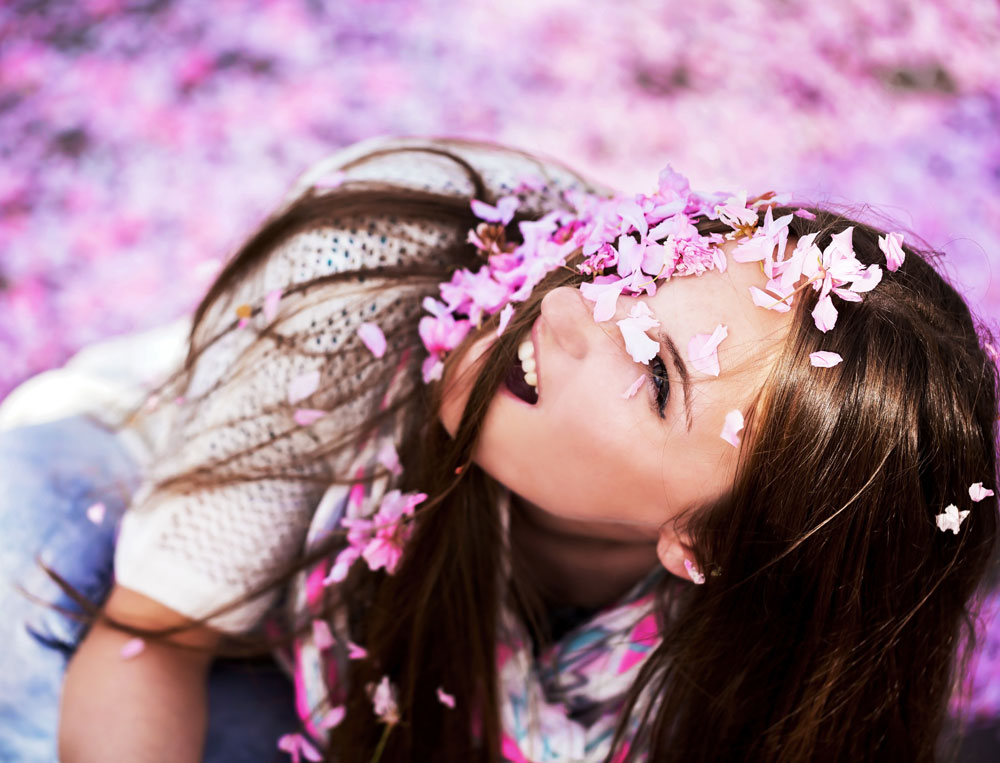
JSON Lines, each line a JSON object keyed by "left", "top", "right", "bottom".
{"left": 2, "top": 0, "right": 1000, "bottom": 723}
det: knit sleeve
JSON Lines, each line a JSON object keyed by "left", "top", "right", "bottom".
{"left": 113, "top": 137, "right": 605, "bottom": 635}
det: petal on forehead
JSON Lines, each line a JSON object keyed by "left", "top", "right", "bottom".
{"left": 688, "top": 324, "right": 728, "bottom": 376}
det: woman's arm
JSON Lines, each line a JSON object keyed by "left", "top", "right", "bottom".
{"left": 58, "top": 584, "right": 223, "bottom": 763}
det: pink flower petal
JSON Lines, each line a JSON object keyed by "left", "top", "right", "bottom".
{"left": 357, "top": 322, "right": 387, "bottom": 358}
{"left": 120, "top": 637, "right": 146, "bottom": 660}
{"left": 687, "top": 324, "right": 728, "bottom": 376}
{"left": 264, "top": 288, "right": 283, "bottom": 322}
{"left": 377, "top": 439, "right": 403, "bottom": 476}
{"left": 809, "top": 351, "right": 843, "bottom": 368}
{"left": 348, "top": 641, "right": 368, "bottom": 660}
{"left": 878, "top": 232, "right": 905, "bottom": 272}
{"left": 970, "top": 482, "right": 995, "bottom": 502}
{"left": 935, "top": 504, "right": 970, "bottom": 534}
{"left": 320, "top": 706, "right": 346, "bottom": 729}
{"left": 684, "top": 558, "right": 706, "bottom": 584}
{"left": 496, "top": 303, "right": 515, "bottom": 337}
{"left": 294, "top": 408, "right": 327, "bottom": 426}
{"left": 437, "top": 687, "right": 456, "bottom": 709}
{"left": 622, "top": 373, "right": 646, "bottom": 399}
{"left": 313, "top": 619, "right": 335, "bottom": 650}
{"left": 793, "top": 208, "right": 817, "bottom": 220}
{"left": 811, "top": 294, "right": 838, "bottom": 332}
{"left": 288, "top": 370, "right": 320, "bottom": 404}
{"left": 616, "top": 302, "right": 661, "bottom": 364}
{"left": 85, "top": 501, "right": 106, "bottom": 524}
{"left": 749, "top": 285, "right": 791, "bottom": 313}
{"left": 720, "top": 409, "right": 744, "bottom": 447}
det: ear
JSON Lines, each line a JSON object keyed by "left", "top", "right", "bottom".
{"left": 656, "top": 526, "right": 702, "bottom": 584}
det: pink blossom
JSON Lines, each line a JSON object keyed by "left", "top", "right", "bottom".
{"left": 970, "top": 483, "right": 995, "bottom": 502}
{"left": 294, "top": 408, "right": 326, "bottom": 426}
{"left": 437, "top": 687, "right": 456, "bottom": 709}
{"left": 319, "top": 706, "right": 346, "bottom": 730}
{"left": 616, "top": 302, "right": 661, "bottom": 364}
{"left": 357, "top": 321, "right": 387, "bottom": 358}
{"left": 470, "top": 195, "right": 519, "bottom": 226}
{"left": 809, "top": 351, "right": 843, "bottom": 367}
{"left": 811, "top": 294, "right": 838, "bottom": 332}
{"left": 288, "top": 370, "right": 320, "bottom": 404}
{"left": 688, "top": 324, "right": 728, "bottom": 376}
{"left": 371, "top": 676, "right": 400, "bottom": 724}
{"left": 579, "top": 276, "right": 630, "bottom": 323}
{"left": 720, "top": 409, "right": 744, "bottom": 447}
{"left": 879, "top": 232, "right": 905, "bottom": 272}
{"left": 277, "top": 732, "right": 323, "bottom": 763}
{"left": 348, "top": 641, "right": 368, "bottom": 660}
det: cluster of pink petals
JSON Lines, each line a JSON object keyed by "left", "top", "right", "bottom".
{"left": 325, "top": 490, "right": 427, "bottom": 583}
{"left": 277, "top": 733, "right": 323, "bottom": 763}
{"left": 370, "top": 676, "right": 401, "bottom": 725}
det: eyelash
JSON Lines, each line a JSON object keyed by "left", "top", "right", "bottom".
{"left": 647, "top": 355, "right": 671, "bottom": 418}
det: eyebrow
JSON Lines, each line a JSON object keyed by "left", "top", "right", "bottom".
{"left": 658, "top": 330, "right": 693, "bottom": 431}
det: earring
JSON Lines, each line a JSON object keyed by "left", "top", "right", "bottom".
{"left": 683, "top": 558, "right": 706, "bottom": 585}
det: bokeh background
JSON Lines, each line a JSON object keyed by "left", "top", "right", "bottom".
{"left": 3, "top": 0, "right": 1000, "bottom": 745}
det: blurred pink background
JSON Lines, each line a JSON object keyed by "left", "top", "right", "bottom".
{"left": 3, "top": 0, "right": 1000, "bottom": 727}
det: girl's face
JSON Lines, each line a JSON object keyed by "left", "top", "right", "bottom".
{"left": 439, "top": 240, "right": 793, "bottom": 541}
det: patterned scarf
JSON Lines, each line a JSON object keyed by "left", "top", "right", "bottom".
{"left": 280, "top": 430, "right": 669, "bottom": 762}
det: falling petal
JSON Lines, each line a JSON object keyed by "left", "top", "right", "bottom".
{"left": 935, "top": 504, "right": 970, "bottom": 534}
{"left": 497, "top": 303, "right": 515, "bottom": 337}
{"left": 811, "top": 294, "right": 838, "bottom": 332}
{"left": 970, "top": 483, "right": 995, "bottom": 502}
{"left": 720, "top": 409, "right": 744, "bottom": 447}
{"left": 437, "top": 687, "right": 456, "bottom": 709}
{"left": 348, "top": 641, "right": 368, "bottom": 660}
{"left": 313, "top": 620, "right": 335, "bottom": 650}
{"left": 320, "top": 706, "right": 346, "bottom": 729}
{"left": 86, "top": 501, "right": 106, "bottom": 524}
{"left": 622, "top": 374, "right": 646, "bottom": 399}
{"left": 377, "top": 439, "right": 403, "bottom": 476}
{"left": 688, "top": 324, "right": 728, "bottom": 376}
{"left": 809, "top": 351, "right": 843, "bottom": 368}
{"left": 288, "top": 370, "right": 320, "bottom": 404}
{"left": 264, "top": 288, "right": 283, "bottom": 322}
{"left": 294, "top": 409, "right": 326, "bottom": 426}
{"left": 357, "top": 322, "right": 387, "bottom": 358}
{"left": 120, "top": 637, "right": 146, "bottom": 660}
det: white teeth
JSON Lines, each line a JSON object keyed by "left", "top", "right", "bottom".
{"left": 517, "top": 338, "right": 538, "bottom": 390}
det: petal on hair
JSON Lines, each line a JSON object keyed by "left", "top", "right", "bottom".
{"left": 437, "top": 687, "right": 457, "bottom": 709}
{"left": 793, "top": 208, "right": 816, "bottom": 220}
{"left": 120, "top": 637, "right": 146, "bottom": 660}
{"left": 622, "top": 374, "right": 647, "bottom": 399}
{"left": 811, "top": 294, "right": 838, "bottom": 332}
{"left": 422, "top": 355, "right": 444, "bottom": 383}
{"left": 320, "top": 706, "right": 346, "bottom": 729}
{"left": 879, "top": 232, "right": 905, "bottom": 272}
{"left": 497, "top": 303, "right": 515, "bottom": 337}
{"left": 809, "top": 351, "right": 843, "bottom": 368}
{"left": 970, "top": 482, "right": 995, "bottom": 502}
{"left": 688, "top": 324, "right": 728, "bottom": 376}
{"left": 935, "top": 504, "right": 970, "bottom": 534}
{"left": 470, "top": 196, "right": 520, "bottom": 226}
{"left": 86, "top": 501, "right": 106, "bottom": 524}
{"left": 288, "top": 370, "right": 320, "bottom": 404}
{"left": 831, "top": 287, "right": 862, "bottom": 302}
{"left": 357, "top": 322, "right": 387, "bottom": 358}
{"left": 294, "top": 408, "right": 327, "bottom": 426}
{"left": 848, "top": 263, "right": 883, "bottom": 293}
{"left": 377, "top": 439, "right": 403, "bottom": 476}
{"left": 313, "top": 619, "right": 335, "bottom": 650}
{"left": 348, "top": 641, "right": 368, "bottom": 660}
{"left": 264, "top": 288, "right": 282, "bottom": 322}
{"left": 720, "top": 409, "right": 744, "bottom": 447}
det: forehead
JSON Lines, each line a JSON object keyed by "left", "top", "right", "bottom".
{"left": 646, "top": 250, "right": 792, "bottom": 369}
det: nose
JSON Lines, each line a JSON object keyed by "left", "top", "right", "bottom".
{"left": 539, "top": 286, "right": 591, "bottom": 359}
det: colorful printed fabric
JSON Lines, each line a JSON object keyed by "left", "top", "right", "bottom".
{"left": 282, "top": 429, "right": 670, "bottom": 761}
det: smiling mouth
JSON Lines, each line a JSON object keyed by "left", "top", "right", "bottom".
{"left": 503, "top": 337, "right": 539, "bottom": 405}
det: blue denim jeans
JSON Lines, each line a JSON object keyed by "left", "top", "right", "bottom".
{"left": 0, "top": 416, "right": 299, "bottom": 762}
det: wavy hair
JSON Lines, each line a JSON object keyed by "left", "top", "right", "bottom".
{"left": 31, "top": 145, "right": 999, "bottom": 762}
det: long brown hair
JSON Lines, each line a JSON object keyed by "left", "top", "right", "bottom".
{"left": 32, "top": 144, "right": 999, "bottom": 761}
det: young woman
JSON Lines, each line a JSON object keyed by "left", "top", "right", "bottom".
{"left": 0, "top": 137, "right": 996, "bottom": 762}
